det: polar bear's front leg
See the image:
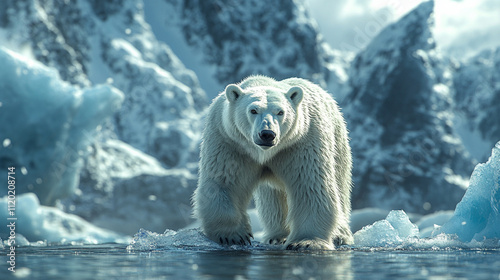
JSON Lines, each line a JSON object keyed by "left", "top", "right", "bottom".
{"left": 193, "top": 179, "right": 255, "bottom": 245}
{"left": 254, "top": 183, "right": 290, "bottom": 245}
{"left": 276, "top": 150, "right": 340, "bottom": 250}
{"left": 284, "top": 192, "right": 337, "bottom": 251}
{"left": 284, "top": 183, "right": 338, "bottom": 250}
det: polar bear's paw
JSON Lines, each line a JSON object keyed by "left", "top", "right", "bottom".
{"left": 262, "top": 231, "right": 288, "bottom": 245}
{"left": 210, "top": 231, "right": 253, "bottom": 246}
{"left": 285, "top": 238, "right": 334, "bottom": 251}
{"left": 266, "top": 236, "right": 287, "bottom": 245}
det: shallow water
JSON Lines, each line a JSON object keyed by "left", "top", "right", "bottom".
{"left": 2, "top": 244, "right": 500, "bottom": 280}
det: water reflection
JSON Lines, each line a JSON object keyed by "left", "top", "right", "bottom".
{"left": 195, "top": 249, "right": 353, "bottom": 280}
{"left": 6, "top": 245, "right": 500, "bottom": 280}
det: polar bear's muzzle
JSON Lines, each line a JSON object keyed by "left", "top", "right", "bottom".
{"left": 255, "top": 130, "right": 276, "bottom": 148}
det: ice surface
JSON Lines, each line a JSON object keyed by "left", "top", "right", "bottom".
{"left": 0, "top": 193, "right": 129, "bottom": 245}
{"left": 437, "top": 141, "right": 500, "bottom": 242}
{"left": 126, "top": 209, "right": 269, "bottom": 251}
{"left": 0, "top": 47, "right": 123, "bottom": 205}
{"left": 386, "top": 210, "right": 420, "bottom": 239}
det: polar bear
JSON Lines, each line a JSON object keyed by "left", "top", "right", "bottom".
{"left": 193, "top": 75, "right": 353, "bottom": 250}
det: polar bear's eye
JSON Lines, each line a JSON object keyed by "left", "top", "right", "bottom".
{"left": 277, "top": 111, "right": 284, "bottom": 116}
{"left": 250, "top": 109, "right": 258, "bottom": 114}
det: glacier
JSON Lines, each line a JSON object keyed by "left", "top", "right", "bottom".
{"left": 0, "top": 46, "right": 127, "bottom": 244}
{"left": 0, "top": 46, "right": 123, "bottom": 206}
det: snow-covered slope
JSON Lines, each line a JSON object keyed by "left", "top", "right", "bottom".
{"left": 343, "top": 1, "right": 474, "bottom": 213}
{"left": 65, "top": 139, "right": 197, "bottom": 234}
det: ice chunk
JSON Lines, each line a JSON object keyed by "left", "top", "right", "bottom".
{"left": 0, "top": 193, "right": 128, "bottom": 244}
{"left": 127, "top": 228, "right": 220, "bottom": 251}
{"left": 354, "top": 219, "right": 402, "bottom": 247}
{"left": 386, "top": 210, "right": 419, "bottom": 239}
{"left": 437, "top": 141, "right": 500, "bottom": 242}
{"left": 354, "top": 210, "right": 419, "bottom": 247}
{"left": 0, "top": 47, "right": 124, "bottom": 205}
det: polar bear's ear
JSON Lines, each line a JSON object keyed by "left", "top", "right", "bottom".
{"left": 225, "top": 84, "right": 244, "bottom": 103}
{"left": 286, "top": 86, "right": 304, "bottom": 106}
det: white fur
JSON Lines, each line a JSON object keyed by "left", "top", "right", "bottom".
{"left": 193, "top": 75, "right": 353, "bottom": 250}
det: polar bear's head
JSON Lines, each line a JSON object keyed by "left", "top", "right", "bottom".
{"left": 225, "top": 84, "right": 303, "bottom": 150}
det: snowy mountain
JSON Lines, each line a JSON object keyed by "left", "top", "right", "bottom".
{"left": 452, "top": 47, "right": 500, "bottom": 161}
{"left": 161, "top": 0, "right": 351, "bottom": 98}
{"left": 342, "top": 1, "right": 474, "bottom": 213}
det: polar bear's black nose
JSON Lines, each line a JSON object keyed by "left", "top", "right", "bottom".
{"left": 259, "top": 130, "right": 276, "bottom": 142}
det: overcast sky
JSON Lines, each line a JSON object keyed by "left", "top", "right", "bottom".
{"left": 306, "top": 0, "right": 500, "bottom": 60}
